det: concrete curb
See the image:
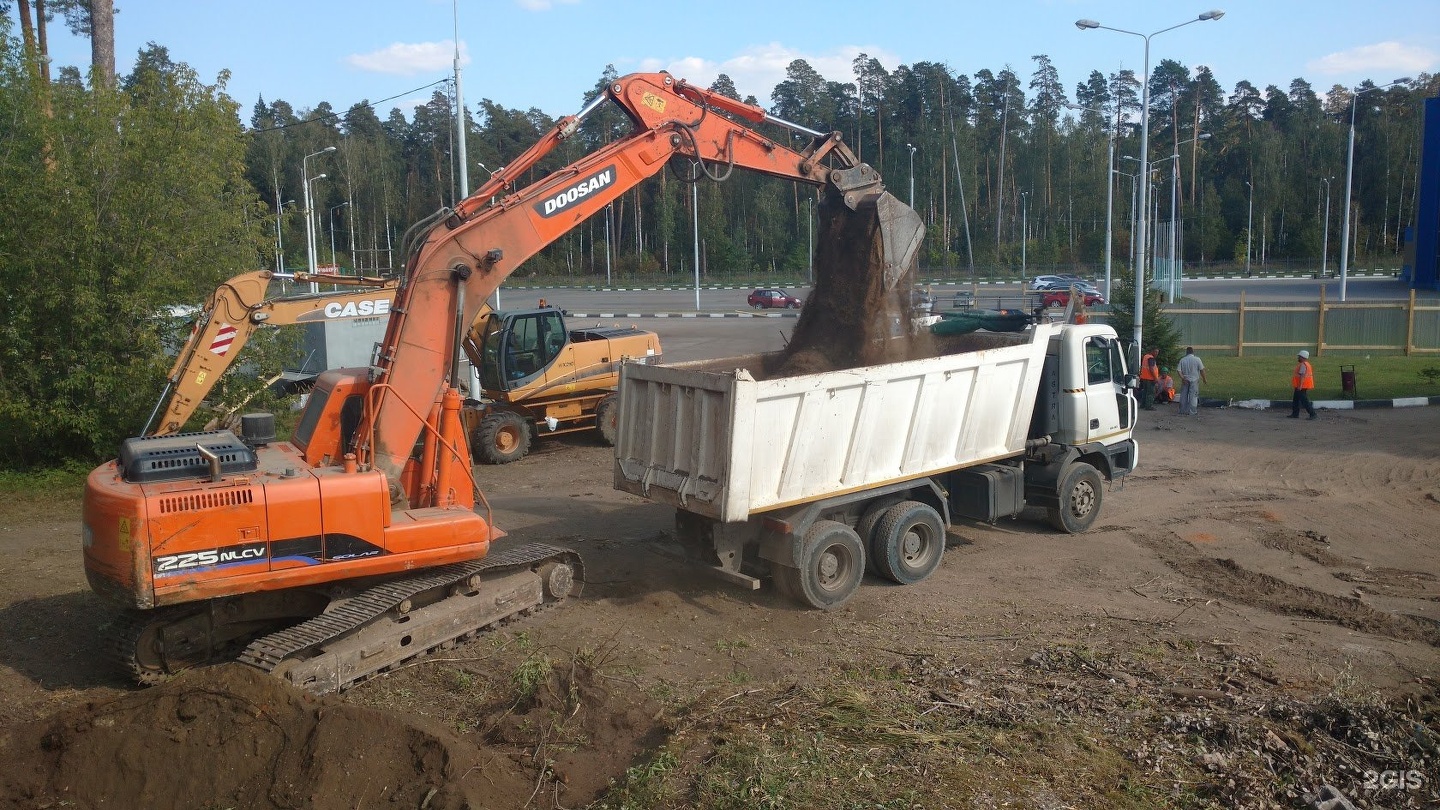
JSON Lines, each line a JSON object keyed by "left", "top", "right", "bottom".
{"left": 1219, "top": 396, "right": 1440, "bottom": 411}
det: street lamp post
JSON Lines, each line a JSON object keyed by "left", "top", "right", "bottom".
{"left": 301, "top": 146, "right": 336, "bottom": 283}
{"left": 1076, "top": 9, "right": 1224, "bottom": 362}
{"left": 1066, "top": 102, "right": 1116, "bottom": 300}
{"left": 1246, "top": 179, "right": 1253, "bottom": 277}
{"left": 1338, "top": 77, "right": 1408, "bottom": 301}
{"left": 1020, "top": 190, "right": 1029, "bottom": 283}
{"left": 1104, "top": 133, "right": 1115, "bottom": 300}
{"left": 304, "top": 173, "right": 327, "bottom": 290}
{"left": 807, "top": 197, "right": 814, "bottom": 286}
{"left": 906, "top": 143, "right": 917, "bottom": 209}
{"left": 1167, "top": 132, "right": 1209, "bottom": 302}
{"left": 329, "top": 201, "right": 350, "bottom": 268}
{"left": 1320, "top": 177, "right": 1332, "bottom": 279}
{"left": 275, "top": 199, "right": 295, "bottom": 273}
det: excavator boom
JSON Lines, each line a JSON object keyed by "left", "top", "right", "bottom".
{"left": 363, "top": 71, "right": 923, "bottom": 484}
{"left": 147, "top": 270, "right": 397, "bottom": 436}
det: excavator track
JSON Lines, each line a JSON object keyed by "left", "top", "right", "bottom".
{"left": 238, "top": 543, "right": 582, "bottom": 693}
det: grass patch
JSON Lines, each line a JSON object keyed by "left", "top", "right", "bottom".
{"left": 597, "top": 677, "right": 1197, "bottom": 810}
{"left": 0, "top": 461, "right": 92, "bottom": 495}
{"left": 1196, "top": 354, "right": 1440, "bottom": 402}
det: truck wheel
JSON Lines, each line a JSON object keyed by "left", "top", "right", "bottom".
{"left": 775, "top": 520, "right": 864, "bottom": 610}
{"left": 475, "top": 411, "right": 531, "bottom": 464}
{"left": 595, "top": 393, "right": 619, "bottom": 446}
{"left": 871, "top": 501, "right": 945, "bottom": 585}
{"left": 1048, "top": 463, "right": 1103, "bottom": 533}
{"left": 855, "top": 496, "right": 903, "bottom": 574}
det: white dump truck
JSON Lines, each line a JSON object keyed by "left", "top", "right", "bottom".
{"left": 613, "top": 321, "right": 1139, "bottom": 609}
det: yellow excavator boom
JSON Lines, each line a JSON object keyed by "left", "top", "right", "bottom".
{"left": 144, "top": 270, "right": 398, "bottom": 436}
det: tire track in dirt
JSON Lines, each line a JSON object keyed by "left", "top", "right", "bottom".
{"left": 1134, "top": 531, "right": 1440, "bottom": 648}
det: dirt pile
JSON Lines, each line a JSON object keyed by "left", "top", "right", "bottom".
{"left": 0, "top": 650, "right": 666, "bottom": 810}
{"left": 0, "top": 663, "right": 492, "bottom": 809}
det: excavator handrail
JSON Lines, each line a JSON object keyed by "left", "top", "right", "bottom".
{"left": 361, "top": 381, "right": 495, "bottom": 532}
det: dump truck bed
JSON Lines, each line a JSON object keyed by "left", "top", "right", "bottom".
{"left": 613, "top": 324, "right": 1057, "bottom": 522}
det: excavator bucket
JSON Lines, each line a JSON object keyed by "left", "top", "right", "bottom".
{"left": 870, "top": 192, "right": 925, "bottom": 291}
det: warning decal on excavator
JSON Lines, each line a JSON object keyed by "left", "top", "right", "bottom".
{"left": 533, "top": 165, "right": 616, "bottom": 219}
{"left": 209, "top": 323, "right": 237, "bottom": 356}
{"left": 641, "top": 92, "right": 666, "bottom": 113}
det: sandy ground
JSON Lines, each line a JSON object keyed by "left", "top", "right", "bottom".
{"left": 1, "top": 403, "right": 1437, "bottom": 807}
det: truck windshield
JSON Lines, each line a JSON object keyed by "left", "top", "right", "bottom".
{"left": 1085, "top": 337, "right": 1124, "bottom": 387}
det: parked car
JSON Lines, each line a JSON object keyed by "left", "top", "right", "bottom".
{"left": 909, "top": 288, "right": 937, "bottom": 315}
{"left": 1037, "top": 288, "right": 1106, "bottom": 308}
{"left": 1029, "top": 274, "right": 1090, "bottom": 291}
{"left": 747, "top": 288, "right": 803, "bottom": 309}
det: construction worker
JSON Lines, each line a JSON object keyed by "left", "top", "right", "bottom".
{"left": 1155, "top": 367, "right": 1176, "bottom": 404}
{"left": 1138, "top": 349, "right": 1160, "bottom": 410}
{"left": 1290, "top": 349, "right": 1317, "bottom": 420}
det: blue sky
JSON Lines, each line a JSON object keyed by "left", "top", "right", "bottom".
{"left": 36, "top": 0, "right": 1440, "bottom": 122}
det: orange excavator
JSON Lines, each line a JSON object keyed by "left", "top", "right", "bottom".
{"left": 146, "top": 269, "right": 398, "bottom": 437}
{"left": 82, "top": 71, "right": 923, "bottom": 692}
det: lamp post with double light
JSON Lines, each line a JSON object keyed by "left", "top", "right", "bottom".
{"left": 1076, "top": 10, "right": 1224, "bottom": 362}
{"left": 304, "top": 172, "right": 327, "bottom": 291}
{"left": 1338, "top": 77, "right": 1408, "bottom": 300}
{"left": 301, "top": 146, "right": 335, "bottom": 278}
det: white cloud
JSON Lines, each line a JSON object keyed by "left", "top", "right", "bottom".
{"left": 633, "top": 42, "right": 902, "bottom": 107}
{"left": 516, "top": 0, "right": 580, "bottom": 10}
{"left": 1308, "top": 41, "right": 1437, "bottom": 77}
{"left": 345, "top": 41, "right": 469, "bottom": 76}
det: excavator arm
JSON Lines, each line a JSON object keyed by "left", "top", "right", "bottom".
{"left": 362, "top": 71, "right": 923, "bottom": 485}
{"left": 146, "top": 270, "right": 397, "bottom": 436}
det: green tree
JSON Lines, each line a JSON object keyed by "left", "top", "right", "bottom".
{"left": 0, "top": 31, "right": 263, "bottom": 467}
{"left": 1106, "top": 266, "right": 1182, "bottom": 369}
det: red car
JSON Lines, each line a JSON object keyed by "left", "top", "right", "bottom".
{"left": 1037, "top": 288, "right": 1105, "bottom": 308}
{"left": 748, "top": 288, "right": 803, "bottom": 309}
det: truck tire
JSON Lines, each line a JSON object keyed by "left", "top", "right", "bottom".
{"left": 871, "top": 501, "right": 945, "bottom": 585}
{"left": 1047, "top": 463, "right": 1103, "bottom": 533}
{"left": 855, "top": 496, "right": 903, "bottom": 575}
{"left": 774, "top": 520, "right": 864, "bottom": 610}
{"left": 475, "top": 411, "right": 531, "bottom": 464}
{"left": 595, "top": 393, "right": 619, "bottom": 446}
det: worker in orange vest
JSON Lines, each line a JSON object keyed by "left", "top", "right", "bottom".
{"left": 1155, "top": 367, "right": 1176, "bottom": 404}
{"left": 1289, "top": 349, "right": 1317, "bottom": 420}
{"left": 1138, "top": 349, "right": 1160, "bottom": 410}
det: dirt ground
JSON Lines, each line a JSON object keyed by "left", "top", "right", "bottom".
{"left": 1, "top": 403, "right": 1438, "bottom": 809}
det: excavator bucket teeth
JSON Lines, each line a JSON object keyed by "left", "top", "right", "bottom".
{"left": 863, "top": 192, "right": 924, "bottom": 291}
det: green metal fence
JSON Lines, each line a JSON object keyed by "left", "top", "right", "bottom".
{"left": 1164, "top": 291, "right": 1440, "bottom": 357}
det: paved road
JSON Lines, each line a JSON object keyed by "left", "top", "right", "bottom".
{"left": 504, "top": 275, "right": 1430, "bottom": 316}
{"left": 510, "top": 274, "right": 1434, "bottom": 366}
